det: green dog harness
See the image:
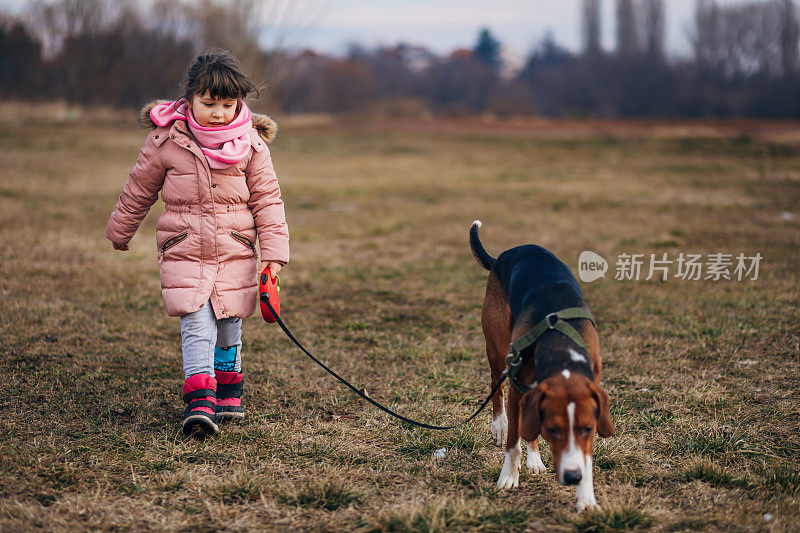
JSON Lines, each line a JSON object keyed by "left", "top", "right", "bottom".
{"left": 505, "top": 307, "right": 595, "bottom": 393}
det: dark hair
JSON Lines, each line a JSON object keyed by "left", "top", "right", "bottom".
{"left": 182, "top": 48, "right": 259, "bottom": 102}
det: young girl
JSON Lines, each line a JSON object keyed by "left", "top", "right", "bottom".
{"left": 106, "top": 49, "right": 289, "bottom": 437}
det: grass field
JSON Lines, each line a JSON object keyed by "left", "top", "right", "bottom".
{"left": 1, "top": 114, "right": 799, "bottom": 531}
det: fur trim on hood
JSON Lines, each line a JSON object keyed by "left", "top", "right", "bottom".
{"left": 139, "top": 99, "right": 277, "bottom": 144}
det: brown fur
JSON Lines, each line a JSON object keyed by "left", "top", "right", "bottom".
{"left": 479, "top": 256, "right": 614, "bottom": 484}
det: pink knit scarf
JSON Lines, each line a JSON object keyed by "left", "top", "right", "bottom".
{"left": 149, "top": 99, "right": 252, "bottom": 169}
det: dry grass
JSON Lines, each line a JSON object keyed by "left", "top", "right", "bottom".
{"left": 1, "top": 115, "right": 799, "bottom": 531}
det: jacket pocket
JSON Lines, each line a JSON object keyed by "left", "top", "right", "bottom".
{"left": 160, "top": 231, "right": 189, "bottom": 253}
{"left": 230, "top": 230, "right": 256, "bottom": 253}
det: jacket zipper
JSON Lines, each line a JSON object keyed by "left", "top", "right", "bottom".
{"left": 230, "top": 231, "right": 256, "bottom": 253}
{"left": 161, "top": 232, "right": 188, "bottom": 253}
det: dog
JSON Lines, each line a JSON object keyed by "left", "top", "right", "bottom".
{"left": 470, "top": 221, "right": 614, "bottom": 511}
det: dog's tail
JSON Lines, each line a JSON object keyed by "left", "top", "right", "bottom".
{"left": 470, "top": 220, "right": 496, "bottom": 271}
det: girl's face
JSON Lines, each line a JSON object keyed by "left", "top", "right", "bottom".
{"left": 187, "top": 91, "right": 238, "bottom": 127}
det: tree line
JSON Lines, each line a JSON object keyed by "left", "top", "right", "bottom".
{"left": 2, "top": 0, "right": 799, "bottom": 118}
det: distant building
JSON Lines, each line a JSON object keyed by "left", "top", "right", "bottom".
{"left": 384, "top": 44, "right": 436, "bottom": 73}
{"left": 499, "top": 46, "right": 524, "bottom": 79}
{"left": 449, "top": 48, "right": 474, "bottom": 61}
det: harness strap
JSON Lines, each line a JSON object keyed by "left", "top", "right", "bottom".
{"left": 505, "top": 307, "right": 594, "bottom": 393}
{"left": 511, "top": 307, "right": 594, "bottom": 354}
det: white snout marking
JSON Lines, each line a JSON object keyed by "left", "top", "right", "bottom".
{"left": 472, "top": 220, "right": 482, "bottom": 229}
{"left": 569, "top": 348, "right": 587, "bottom": 363}
{"left": 559, "top": 402, "right": 584, "bottom": 481}
{"left": 562, "top": 402, "right": 599, "bottom": 511}
{"left": 562, "top": 369, "right": 571, "bottom": 379}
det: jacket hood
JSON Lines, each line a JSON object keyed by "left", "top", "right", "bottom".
{"left": 139, "top": 99, "right": 277, "bottom": 144}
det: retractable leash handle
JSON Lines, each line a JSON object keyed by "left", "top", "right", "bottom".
{"left": 259, "top": 268, "right": 280, "bottom": 323}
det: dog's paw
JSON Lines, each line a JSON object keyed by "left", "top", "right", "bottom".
{"left": 576, "top": 490, "right": 598, "bottom": 512}
{"left": 577, "top": 501, "right": 600, "bottom": 512}
{"left": 491, "top": 416, "right": 508, "bottom": 447}
{"left": 526, "top": 449, "right": 547, "bottom": 474}
{"left": 496, "top": 471, "right": 519, "bottom": 490}
{"left": 496, "top": 447, "right": 521, "bottom": 490}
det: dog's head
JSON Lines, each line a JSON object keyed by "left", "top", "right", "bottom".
{"left": 519, "top": 372, "right": 614, "bottom": 486}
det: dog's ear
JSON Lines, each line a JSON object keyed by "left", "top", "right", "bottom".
{"left": 519, "top": 383, "right": 547, "bottom": 442}
{"left": 589, "top": 381, "right": 615, "bottom": 437}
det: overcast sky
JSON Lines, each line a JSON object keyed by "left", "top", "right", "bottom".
{"left": 272, "top": 0, "right": 776, "bottom": 59}
{"left": 1, "top": 0, "right": 773, "bottom": 59}
{"left": 280, "top": 0, "right": 701, "bottom": 58}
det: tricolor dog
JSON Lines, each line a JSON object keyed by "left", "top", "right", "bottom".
{"left": 470, "top": 221, "right": 614, "bottom": 511}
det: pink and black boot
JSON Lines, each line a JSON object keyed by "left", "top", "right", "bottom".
{"left": 182, "top": 374, "right": 219, "bottom": 437}
{"left": 215, "top": 371, "right": 245, "bottom": 421}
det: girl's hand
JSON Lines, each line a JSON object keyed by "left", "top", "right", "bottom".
{"left": 113, "top": 242, "right": 129, "bottom": 251}
{"left": 261, "top": 261, "right": 283, "bottom": 279}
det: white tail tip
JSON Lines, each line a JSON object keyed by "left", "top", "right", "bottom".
{"left": 472, "top": 220, "right": 482, "bottom": 229}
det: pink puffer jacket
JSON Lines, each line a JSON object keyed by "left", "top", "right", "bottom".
{"left": 106, "top": 101, "right": 289, "bottom": 319}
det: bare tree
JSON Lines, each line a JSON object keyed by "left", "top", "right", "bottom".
{"left": 171, "top": 0, "right": 313, "bottom": 110}
{"left": 582, "top": 0, "right": 602, "bottom": 56}
{"left": 150, "top": 0, "right": 204, "bottom": 50}
{"left": 26, "top": 0, "right": 112, "bottom": 58}
{"left": 692, "top": 0, "right": 786, "bottom": 78}
{"left": 692, "top": 0, "right": 721, "bottom": 71}
{"left": 639, "top": 0, "right": 665, "bottom": 60}
{"left": 781, "top": 0, "right": 799, "bottom": 76}
{"left": 0, "top": 15, "right": 44, "bottom": 98}
{"left": 616, "top": 0, "right": 639, "bottom": 56}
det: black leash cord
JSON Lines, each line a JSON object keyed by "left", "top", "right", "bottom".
{"left": 263, "top": 299, "right": 505, "bottom": 430}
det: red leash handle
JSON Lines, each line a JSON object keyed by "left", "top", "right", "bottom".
{"left": 259, "top": 268, "right": 280, "bottom": 323}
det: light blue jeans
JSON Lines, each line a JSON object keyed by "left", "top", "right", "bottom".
{"left": 180, "top": 300, "right": 242, "bottom": 379}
